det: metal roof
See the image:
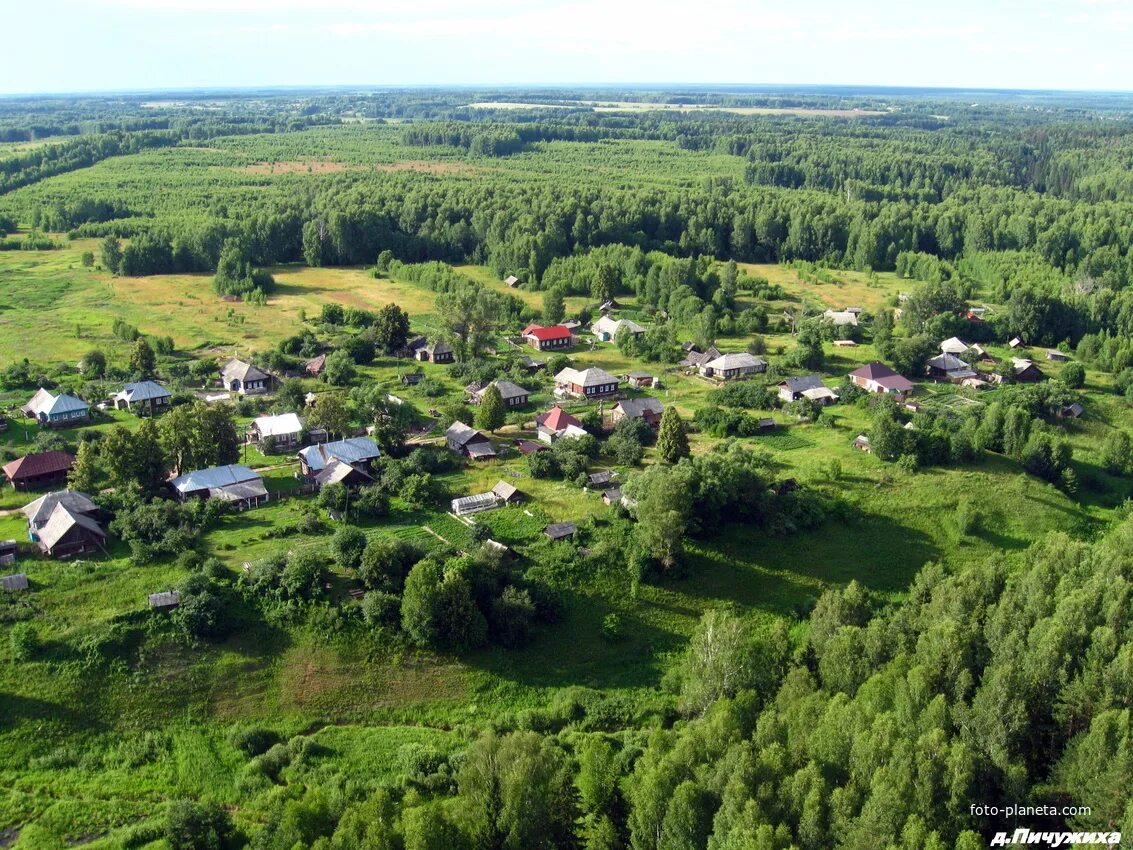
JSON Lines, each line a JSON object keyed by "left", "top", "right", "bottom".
{"left": 116, "top": 381, "right": 170, "bottom": 403}
{"left": 170, "top": 464, "right": 261, "bottom": 494}
{"left": 22, "top": 490, "right": 97, "bottom": 527}
{"left": 253, "top": 412, "right": 303, "bottom": 437}
{"left": 298, "top": 437, "right": 380, "bottom": 471}
{"left": 38, "top": 504, "right": 105, "bottom": 551}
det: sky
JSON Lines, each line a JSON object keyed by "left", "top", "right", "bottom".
{"left": 2, "top": 0, "right": 1132, "bottom": 94}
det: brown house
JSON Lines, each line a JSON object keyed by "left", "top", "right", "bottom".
{"left": 523, "top": 325, "right": 573, "bottom": 351}
{"left": 3, "top": 451, "right": 74, "bottom": 491}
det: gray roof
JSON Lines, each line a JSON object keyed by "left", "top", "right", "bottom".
{"left": 492, "top": 480, "right": 519, "bottom": 500}
{"left": 480, "top": 380, "right": 530, "bottom": 402}
{"left": 426, "top": 341, "right": 453, "bottom": 355}
{"left": 1, "top": 574, "right": 28, "bottom": 592}
{"left": 22, "top": 490, "right": 97, "bottom": 528}
{"left": 252, "top": 412, "right": 303, "bottom": 437}
{"left": 298, "top": 437, "right": 381, "bottom": 472}
{"left": 314, "top": 458, "right": 372, "bottom": 487}
{"left": 149, "top": 591, "right": 180, "bottom": 608}
{"left": 780, "top": 375, "right": 825, "bottom": 394}
{"left": 221, "top": 359, "right": 268, "bottom": 383}
{"left": 26, "top": 390, "right": 89, "bottom": 417}
{"left": 116, "top": 381, "right": 171, "bottom": 403}
{"left": 544, "top": 522, "right": 577, "bottom": 540}
{"left": 465, "top": 441, "right": 497, "bottom": 459}
{"left": 555, "top": 366, "right": 619, "bottom": 388}
{"left": 171, "top": 464, "right": 262, "bottom": 494}
{"left": 705, "top": 352, "right": 765, "bottom": 371}
{"left": 38, "top": 504, "right": 105, "bottom": 551}
{"left": 927, "top": 353, "right": 971, "bottom": 371}
{"left": 615, "top": 397, "right": 664, "bottom": 418}
{"left": 445, "top": 421, "right": 482, "bottom": 447}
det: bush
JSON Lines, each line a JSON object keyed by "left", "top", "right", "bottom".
{"left": 228, "top": 726, "right": 281, "bottom": 758}
{"left": 166, "top": 800, "right": 236, "bottom": 850}
{"left": 331, "top": 526, "right": 367, "bottom": 570}
{"left": 601, "top": 613, "right": 625, "bottom": 642}
{"left": 360, "top": 590, "right": 402, "bottom": 628}
{"left": 9, "top": 622, "right": 38, "bottom": 662}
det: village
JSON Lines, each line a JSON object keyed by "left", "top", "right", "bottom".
{"left": 0, "top": 284, "right": 1088, "bottom": 615}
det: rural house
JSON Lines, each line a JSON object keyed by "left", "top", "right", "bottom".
{"left": 21, "top": 490, "right": 99, "bottom": 531}
{"left": 611, "top": 397, "right": 664, "bottom": 428}
{"left": 249, "top": 412, "right": 305, "bottom": 451}
{"left": 523, "top": 324, "right": 573, "bottom": 351}
{"left": 777, "top": 374, "right": 826, "bottom": 403}
{"left": 113, "top": 380, "right": 172, "bottom": 415}
{"left": 939, "top": 337, "right": 971, "bottom": 356}
{"left": 848, "top": 362, "right": 915, "bottom": 396}
{"left": 298, "top": 437, "right": 381, "bottom": 482}
{"left": 21, "top": 389, "right": 90, "bottom": 427}
{"left": 3, "top": 451, "right": 74, "bottom": 491}
{"left": 700, "top": 352, "right": 766, "bottom": 380}
{"left": 679, "top": 346, "right": 722, "bottom": 369}
{"left": 445, "top": 421, "right": 497, "bottom": 460}
{"left": 591, "top": 315, "right": 646, "bottom": 342}
{"left": 926, "top": 353, "right": 976, "bottom": 383}
{"left": 822, "top": 309, "right": 859, "bottom": 327}
{"left": 418, "top": 341, "right": 454, "bottom": 363}
{"left": 624, "top": 371, "right": 656, "bottom": 389}
{"left": 30, "top": 502, "right": 106, "bottom": 558}
{"left": 221, "top": 359, "right": 269, "bottom": 395}
{"left": 554, "top": 366, "right": 621, "bottom": 399}
{"left": 536, "top": 406, "right": 587, "bottom": 443}
{"left": 473, "top": 380, "right": 531, "bottom": 408}
{"left": 170, "top": 464, "right": 268, "bottom": 508}
{"left": 1012, "top": 359, "right": 1045, "bottom": 382}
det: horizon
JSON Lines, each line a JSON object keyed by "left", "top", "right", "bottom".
{"left": 3, "top": 0, "right": 1132, "bottom": 95}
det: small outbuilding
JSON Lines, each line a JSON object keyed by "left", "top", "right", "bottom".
{"left": 543, "top": 522, "right": 577, "bottom": 541}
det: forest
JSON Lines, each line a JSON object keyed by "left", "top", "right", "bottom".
{"left": 2, "top": 86, "right": 1133, "bottom": 850}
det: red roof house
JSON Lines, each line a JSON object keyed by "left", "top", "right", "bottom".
{"left": 848, "top": 362, "right": 915, "bottom": 396}
{"left": 523, "top": 325, "right": 573, "bottom": 351}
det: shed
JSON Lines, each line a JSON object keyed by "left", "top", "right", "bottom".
{"left": 543, "top": 522, "right": 577, "bottom": 541}
{"left": 491, "top": 480, "right": 522, "bottom": 504}
{"left": 602, "top": 488, "right": 623, "bottom": 506}
{"left": 1046, "top": 349, "right": 1070, "bottom": 362}
{"left": 587, "top": 470, "right": 616, "bottom": 487}
{"left": 853, "top": 434, "right": 872, "bottom": 452}
{"left": 1059, "top": 403, "right": 1085, "bottom": 419}
{"left": 1, "top": 572, "right": 28, "bottom": 592}
{"left": 149, "top": 590, "right": 181, "bottom": 610}
{"left": 0, "top": 540, "right": 16, "bottom": 566}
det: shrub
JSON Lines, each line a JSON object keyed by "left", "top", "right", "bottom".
{"left": 228, "top": 726, "right": 281, "bottom": 758}
{"left": 9, "top": 622, "right": 38, "bottom": 662}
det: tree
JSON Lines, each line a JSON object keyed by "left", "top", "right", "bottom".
{"left": 79, "top": 349, "right": 106, "bottom": 379}
{"left": 372, "top": 303, "right": 410, "bottom": 354}
{"left": 159, "top": 402, "right": 239, "bottom": 475}
{"left": 359, "top": 536, "right": 421, "bottom": 592}
{"left": 165, "top": 800, "right": 235, "bottom": 850}
{"left": 457, "top": 731, "right": 578, "bottom": 850}
{"left": 592, "top": 263, "right": 617, "bottom": 303}
{"left": 542, "top": 286, "right": 566, "bottom": 325}
{"left": 101, "top": 420, "right": 169, "bottom": 494}
{"left": 308, "top": 393, "right": 351, "bottom": 440}
{"left": 332, "top": 526, "right": 367, "bottom": 570}
{"left": 100, "top": 236, "right": 122, "bottom": 273}
{"left": 656, "top": 406, "right": 690, "bottom": 464}
{"left": 69, "top": 440, "right": 102, "bottom": 493}
{"left": 322, "top": 350, "right": 356, "bottom": 386}
{"left": 1102, "top": 429, "right": 1132, "bottom": 474}
{"left": 401, "top": 559, "right": 486, "bottom": 651}
{"left": 129, "top": 337, "right": 156, "bottom": 378}
{"left": 1061, "top": 361, "right": 1086, "bottom": 389}
{"left": 475, "top": 384, "right": 506, "bottom": 432}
